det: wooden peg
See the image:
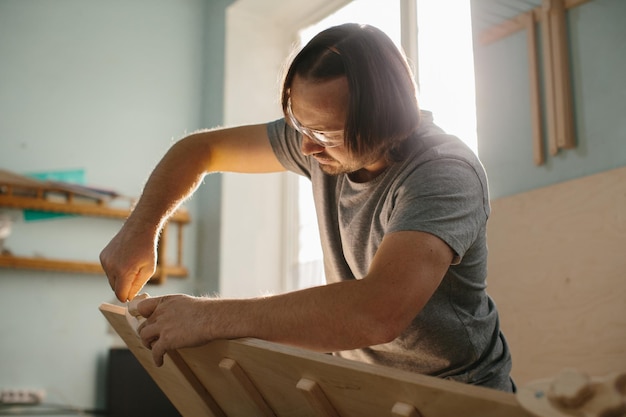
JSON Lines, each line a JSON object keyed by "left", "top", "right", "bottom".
{"left": 296, "top": 378, "right": 340, "bottom": 417}
{"left": 125, "top": 293, "right": 150, "bottom": 335}
{"left": 391, "top": 401, "right": 422, "bottom": 417}
{"left": 127, "top": 293, "right": 150, "bottom": 317}
{"left": 218, "top": 358, "right": 276, "bottom": 417}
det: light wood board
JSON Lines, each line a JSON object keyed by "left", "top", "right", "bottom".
{"left": 487, "top": 166, "right": 626, "bottom": 386}
{"left": 100, "top": 303, "right": 533, "bottom": 417}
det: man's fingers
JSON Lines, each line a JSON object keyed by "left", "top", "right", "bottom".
{"left": 152, "top": 342, "right": 165, "bottom": 367}
{"left": 114, "top": 275, "right": 132, "bottom": 302}
{"left": 128, "top": 293, "right": 151, "bottom": 317}
{"left": 113, "top": 269, "right": 150, "bottom": 302}
{"left": 128, "top": 268, "right": 152, "bottom": 300}
{"left": 137, "top": 296, "right": 160, "bottom": 317}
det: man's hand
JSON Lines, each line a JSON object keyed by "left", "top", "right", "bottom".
{"left": 100, "top": 222, "right": 158, "bottom": 302}
{"left": 136, "top": 294, "right": 214, "bottom": 366}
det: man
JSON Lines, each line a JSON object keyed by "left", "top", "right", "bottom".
{"left": 100, "top": 23, "right": 514, "bottom": 392}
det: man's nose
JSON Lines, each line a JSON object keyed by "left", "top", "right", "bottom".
{"left": 300, "top": 135, "right": 325, "bottom": 156}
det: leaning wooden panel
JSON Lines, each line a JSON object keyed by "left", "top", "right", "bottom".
{"left": 487, "top": 166, "right": 626, "bottom": 386}
{"left": 99, "top": 303, "right": 225, "bottom": 417}
{"left": 101, "top": 302, "right": 532, "bottom": 417}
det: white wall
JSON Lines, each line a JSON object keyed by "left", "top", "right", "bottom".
{"left": 219, "top": 0, "right": 352, "bottom": 298}
{"left": 0, "top": 0, "right": 222, "bottom": 408}
{"left": 219, "top": 4, "right": 294, "bottom": 298}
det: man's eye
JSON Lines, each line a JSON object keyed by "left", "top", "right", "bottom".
{"left": 324, "top": 132, "right": 343, "bottom": 140}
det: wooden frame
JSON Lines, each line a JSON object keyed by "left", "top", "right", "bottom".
{"left": 477, "top": 0, "right": 585, "bottom": 165}
{"left": 100, "top": 303, "right": 533, "bottom": 417}
{"left": 478, "top": 0, "right": 592, "bottom": 46}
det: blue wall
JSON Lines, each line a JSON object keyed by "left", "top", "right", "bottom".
{"left": 0, "top": 0, "right": 231, "bottom": 410}
{"left": 472, "top": 0, "right": 626, "bottom": 199}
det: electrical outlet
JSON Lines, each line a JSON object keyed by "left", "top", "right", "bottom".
{"left": 0, "top": 389, "right": 46, "bottom": 405}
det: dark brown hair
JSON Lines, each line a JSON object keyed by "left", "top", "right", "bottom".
{"left": 281, "top": 23, "right": 420, "bottom": 161}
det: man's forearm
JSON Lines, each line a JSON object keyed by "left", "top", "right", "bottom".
{"left": 126, "top": 134, "right": 209, "bottom": 231}
{"left": 204, "top": 279, "right": 403, "bottom": 353}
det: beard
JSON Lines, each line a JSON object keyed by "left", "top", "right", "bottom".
{"left": 314, "top": 150, "right": 386, "bottom": 179}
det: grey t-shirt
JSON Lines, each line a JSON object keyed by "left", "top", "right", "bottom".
{"left": 267, "top": 112, "right": 513, "bottom": 391}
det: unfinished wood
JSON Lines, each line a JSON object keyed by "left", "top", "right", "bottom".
{"left": 0, "top": 193, "right": 189, "bottom": 223}
{"left": 541, "top": 0, "right": 560, "bottom": 156}
{"left": 296, "top": 378, "right": 340, "bottom": 417}
{"left": 219, "top": 358, "right": 276, "bottom": 416}
{"left": 100, "top": 303, "right": 225, "bottom": 417}
{"left": 547, "top": 369, "right": 594, "bottom": 408}
{"left": 0, "top": 254, "right": 187, "bottom": 278}
{"left": 548, "top": 0, "right": 576, "bottom": 150}
{"left": 391, "top": 402, "right": 422, "bottom": 417}
{"left": 0, "top": 168, "right": 112, "bottom": 204}
{"left": 478, "top": 0, "right": 592, "bottom": 46}
{"left": 523, "top": 11, "right": 545, "bottom": 166}
{"left": 101, "top": 302, "right": 534, "bottom": 417}
{"left": 487, "top": 166, "right": 626, "bottom": 387}
{"left": 0, "top": 169, "right": 189, "bottom": 282}
{"left": 517, "top": 370, "right": 626, "bottom": 417}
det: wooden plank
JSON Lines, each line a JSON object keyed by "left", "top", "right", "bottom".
{"left": 541, "top": 0, "right": 560, "bottom": 156}
{"left": 99, "top": 303, "right": 225, "bottom": 417}
{"left": 101, "top": 302, "right": 533, "bottom": 417}
{"left": 487, "top": 166, "right": 626, "bottom": 386}
{"left": 0, "top": 194, "right": 190, "bottom": 223}
{"left": 0, "top": 254, "right": 187, "bottom": 278}
{"left": 549, "top": 0, "right": 576, "bottom": 150}
{"left": 179, "top": 339, "right": 532, "bottom": 417}
{"left": 523, "top": 11, "right": 545, "bottom": 166}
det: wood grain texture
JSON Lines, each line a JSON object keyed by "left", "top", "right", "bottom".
{"left": 100, "top": 303, "right": 225, "bottom": 417}
{"left": 219, "top": 358, "right": 276, "bottom": 416}
{"left": 296, "top": 378, "right": 340, "bottom": 417}
{"left": 487, "top": 166, "right": 626, "bottom": 386}
{"left": 541, "top": 0, "right": 560, "bottom": 156}
{"left": 101, "top": 303, "right": 533, "bottom": 417}
{"left": 549, "top": 0, "right": 576, "bottom": 150}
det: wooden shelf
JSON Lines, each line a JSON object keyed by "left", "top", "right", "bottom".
{"left": 0, "top": 170, "right": 190, "bottom": 284}
{"left": 0, "top": 194, "right": 190, "bottom": 223}
{"left": 0, "top": 255, "right": 188, "bottom": 279}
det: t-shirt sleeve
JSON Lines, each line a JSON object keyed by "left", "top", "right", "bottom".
{"left": 387, "top": 158, "right": 489, "bottom": 264}
{"left": 266, "top": 118, "right": 312, "bottom": 178}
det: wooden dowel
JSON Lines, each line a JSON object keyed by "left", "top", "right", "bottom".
{"left": 296, "top": 378, "right": 340, "bottom": 417}
{"left": 541, "top": 0, "right": 560, "bottom": 156}
{"left": 523, "top": 11, "right": 545, "bottom": 166}
{"left": 391, "top": 402, "right": 422, "bottom": 417}
{"left": 219, "top": 358, "right": 276, "bottom": 417}
{"left": 549, "top": 0, "right": 576, "bottom": 150}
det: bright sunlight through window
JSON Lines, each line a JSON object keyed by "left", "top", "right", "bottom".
{"left": 292, "top": 0, "right": 478, "bottom": 290}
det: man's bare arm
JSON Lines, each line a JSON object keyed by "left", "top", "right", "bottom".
{"left": 136, "top": 230, "right": 454, "bottom": 366}
{"left": 100, "top": 124, "right": 284, "bottom": 302}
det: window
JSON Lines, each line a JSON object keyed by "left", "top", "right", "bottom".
{"left": 286, "top": 0, "right": 477, "bottom": 290}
